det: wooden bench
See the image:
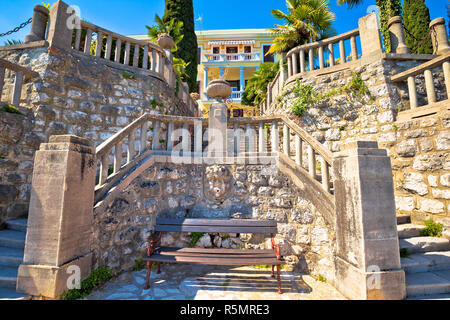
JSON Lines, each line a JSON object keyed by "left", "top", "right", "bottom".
{"left": 143, "top": 218, "right": 284, "bottom": 294}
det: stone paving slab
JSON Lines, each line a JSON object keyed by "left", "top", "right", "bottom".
{"left": 85, "top": 265, "right": 346, "bottom": 300}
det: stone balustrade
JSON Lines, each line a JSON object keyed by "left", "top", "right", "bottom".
{"left": 0, "top": 58, "right": 39, "bottom": 107}
{"left": 390, "top": 52, "right": 450, "bottom": 121}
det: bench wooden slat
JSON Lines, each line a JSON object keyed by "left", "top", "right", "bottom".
{"left": 143, "top": 254, "right": 283, "bottom": 266}
{"left": 155, "top": 225, "right": 277, "bottom": 234}
{"left": 155, "top": 247, "right": 276, "bottom": 255}
{"left": 156, "top": 218, "right": 277, "bottom": 227}
{"left": 155, "top": 247, "right": 277, "bottom": 259}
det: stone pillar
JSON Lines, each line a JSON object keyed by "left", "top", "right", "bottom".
{"left": 46, "top": 1, "right": 75, "bottom": 50}
{"left": 388, "top": 16, "right": 410, "bottom": 54}
{"left": 240, "top": 66, "right": 245, "bottom": 92}
{"left": 208, "top": 103, "right": 228, "bottom": 158}
{"left": 17, "top": 135, "right": 96, "bottom": 299}
{"left": 25, "top": 5, "right": 49, "bottom": 43}
{"left": 430, "top": 17, "right": 450, "bottom": 55}
{"left": 358, "top": 12, "right": 383, "bottom": 59}
{"left": 332, "top": 141, "right": 406, "bottom": 300}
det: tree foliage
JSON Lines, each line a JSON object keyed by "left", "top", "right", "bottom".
{"left": 164, "top": 0, "right": 198, "bottom": 93}
{"left": 146, "top": 14, "right": 184, "bottom": 52}
{"left": 402, "top": 0, "right": 433, "bottom": 54}
{"left": 268, "top": 0, "right": 336, "bottom": 54}
{"left": 376, "top": 0, "right": 402, "bottom": 53}
{"left": 241, "top": 62, "right": 280, "bottom": 106}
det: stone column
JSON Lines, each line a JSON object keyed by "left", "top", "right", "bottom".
{"left": 430, "top": 17, "right": 450, "bottom": 55}
{"left": 17, "top": 135, "right": 96, "bottom": 299}
{"left": 25, "top": 5, "right": 50, "bottom": 43}
{"left": 388, "top": 16, "right": 410, "bottom": 54}
{"left": 47, "top": 1, "right": 75, "bottom": 50}
{"left": 240, "top": 66, "right": 245, "bottom": 92}
{"left": 219, "top": 66, "right": 224, "bottom": 79}
{"left": 358, "top": 12, "right": 383, "bottom": 59}
{"left": 332, "top": 141, "right": 406, "bottom": 300}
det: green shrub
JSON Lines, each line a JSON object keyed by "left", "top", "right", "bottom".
{"left": 420, "top": 220, "right": 444, "bottom": 238}
{"left": 60, "top": 266, "right": 113, "bottom": 300}
{"left": 189, "top": 232, "right": 204, "bottom": 248}
{"left": 1, "top": 104, "right": 22, "bottom": 115}
{"left": 400, "top": 248, "right": 410, "bottom": 258}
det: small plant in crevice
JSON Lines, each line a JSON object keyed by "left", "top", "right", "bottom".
{"left": 317, "top": 274, "right": 327, "bottom": 283}
{"left": 60, "top": 266, "right": 113, "bottom": 300}
{"left": 121, "top": 72, "right": 136, "bottom": 80}
{"left": 189, "top": 232, "right": 205, "bottom": 248}
{"left": 393, "top": 124, "right": 398, "bottom": 131}
{"left": 338, "top": 125, "right": 345, "bottom": 131}
{"left": 1, "top": 104, "right": 22, "bottom": 115}
{"left": 400, "top": 248, "right": 410, "bottom": 258}
{"left": 420, "top": 220, "right": 444, "bottom": 238}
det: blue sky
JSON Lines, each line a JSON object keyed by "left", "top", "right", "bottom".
{"left": 0, "top": 0, "right": 447, "bottom": 43}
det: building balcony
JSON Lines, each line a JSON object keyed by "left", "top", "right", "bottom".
{"left": 203, "top": 53, "right": 261, "bottom": 63}
{"left": 202, "top": 90, "right": 243, "bottom": 103}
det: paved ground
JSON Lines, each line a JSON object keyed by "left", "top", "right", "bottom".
{"left": 85, "top": 265, "right": 346, "bottom": 300}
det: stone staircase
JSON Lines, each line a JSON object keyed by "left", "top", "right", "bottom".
{"left": 0, "top": 219, "right": 29, "bottom": 300}
{"left": 397, "top": 215, "right": 450, "bottom": 300}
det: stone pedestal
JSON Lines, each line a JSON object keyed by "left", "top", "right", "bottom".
{"left": 430, "top": 17, "right": 450, "bottom": 55}
{"left": 388, "top": 16, "right": 410, "bottom": 54}
{"left": 332, "top": 141, "right": 406, "bottom": 300}
{"left": 17, "top": 135, "right": 96, "bottom": 299}
{"left": 358, "top": 13, "right": 383, "bottom": 58}
{"left": 25, "top": 5, "right": 49, "bottom": 43}
{"left": 208, "top": 103, "right": 228, "bottom": 158}
{"left": 47, "top": 1, "right": 74, "bottom": 50}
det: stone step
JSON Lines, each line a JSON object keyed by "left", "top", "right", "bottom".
{"left": 401, "top": 251, "right": 450, "bottom": 274}
{"left": 0, "top": 266, "right": 18, "bottom": 289}
{"left": 0, "top": 230, "right": 26, "bottom": 249}
{"left": 398, "top": 224, "right": 426, "bottom": 239}
{"left": 5, "top": 219, "right": 27, "bottom": 233}
{"left": 397, "top": 214, "right": 411, "bottom": 225}
{"left": 399, "top": 237, "right": 450, "bottom": 254}
{"left": 406, "top": 271, "right": 450, "bottom": 297}
{"left": 0, "top": 246, "right": 24, "bottom": 268}
{"left": 407, "top": 293, "right": 450, "bottom": 300}
{"left": 0, "top": 287, "right": 29, "bottom": 300}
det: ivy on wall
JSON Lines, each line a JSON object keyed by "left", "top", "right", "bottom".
{"left": 377, "top": 0, "right": 402, "bottom": 53}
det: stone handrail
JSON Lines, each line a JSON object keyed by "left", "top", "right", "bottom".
{"left": 0, "top": 58, "right": 39, "bottom": 107}
{"left": 229, "top": 115, "right": 333, "bottom": 194}
{"left": 390, "top": 52, "right": 450, "bottom": 110}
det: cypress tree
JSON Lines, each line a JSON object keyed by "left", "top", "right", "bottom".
{"left": 402, "top": 0, "right": 433, "bottom": 54}
{"left": 163, "top": 0, "right": 198, "bottom": 93}
{"left": 376, "top": 0, "right": 402, "bottom": 53}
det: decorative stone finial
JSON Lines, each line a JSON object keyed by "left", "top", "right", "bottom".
{"left": 387, "top": 16, "right": 410, "bottom": 54}
{"left": 430, "top": 17, "right": 450, "bottom": 55}
{"left": 25, "top": 5, "right": 50, "bottom": 43}
{"left": 157, "top": 33, "right": 175, "bottom": 50}
{"left": 206, "top": 78, "right": 232, "bottom": 102}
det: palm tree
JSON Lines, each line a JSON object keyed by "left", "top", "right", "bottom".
{"left": 146, "top": 14, "right": 184, "bottom": 52}
{"left": 267, "top": 0, "right": 336, "bottom": 54}
{"left": 337, "top": 0, "right": 363, "bottom": 7}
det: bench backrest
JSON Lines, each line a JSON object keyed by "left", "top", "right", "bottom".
{"left": 155, "top": 218, "right": 278, "bottom": 234}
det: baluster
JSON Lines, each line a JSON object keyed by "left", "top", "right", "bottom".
{"left": 127, "top": 131, "right": 135, "bottom": 163}
{"left": 443, "top": 61, "right": 450, "bottom": 96}
{"left": 287, "top": 55, "right": 292, "bottom": 77}
{"left": 320, "top": 157, "right": 329, "bottom": 192}
{"left": 292, "top": 51, "right": 298, "bottom": 75}
{"left": 424, "top": 69, "right": 436, "bottom": 104}
{"left": 182, "top": 123, "right": 190, "bottom": 155}
{"left": 140, "top": 121, "right": 148, "bottom": 153}
{"left": 308, "top": 48, "right": 314, "bottom": 71}
{"left": 115, "top": 38, "right": 122, "bottom": 63}
{"left": 318, "top": 46, "right": 324, "bottom": 69}
{"left": 339, "top": 40, "right": 345, "bottom": 64}
{"left": 151, "top": 50, "right": 157, "bottom": 72}
{"left": 74, "top": 28, "right": 81, "bottom": 51}
{"left": 157, "top": 52, "right": 164, "bottom": 74}
{"left": 152, "top": 121, "right": 160, "bottom": 151}
{"left": 258, "top": 122, "right": 266, "bottom": 153}
{"left": 99, "top": 154, "right": 109, "bottom": 185}
{"left": 271, "top": 121, "right": 279, "bottom": 153}
{"left": 167, "top": 121, "right": 174, "bottom": 152}
{"left": 234, "top": 124, "right": 239, "bottom": 156}
{"left": 124, "top": 42, "right": 131, "bottom": 65}
{"left": 194, "top": 121, "right": 202, "bottom": 157}
{"left": 0, "top": 66, "right": 5, "bottom": 99}
{"left": 350, "top": 36, "right": 358, "bottom": 61}
{"left": 105, "top": 35, "right": 112, "bottom": 60}
{"left": 245, "top": 124, "right": 251, "bottom": 153}
{"left": 12, "top": 72, "right": 23, "bottom": 107}
{"left": 95, "top": 32, "right": 103, "bottom": 57}
{"left": 299, "top": 49, "right": 305, "bottom": 73}
{"left": 84, "top": 29, "right": 93, "bottom": 54}
{"left": 133, "top": 44, "right": 140, "bottom": 67}
{"left": 407, "top": 76, "right": 418, "bottom": 109}
{"left": 143, "top": 46, "right": 149, "bottom": 70}
{"left": 283, "top": 124, "right": 290, "bottom": 156}
{"left": 308, "top": 144, "right": 316, "bottom": 178}
{"left": 114, "top": 142, "right": 122, "bottom": 174}
{"left": 295, "top": 135, "right": 302, "bottom": 166}
{"left": 328, "top": 43, "right": 334, "bottom": 67}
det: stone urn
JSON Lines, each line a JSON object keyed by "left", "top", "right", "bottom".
{"left": 190, "top": 92, "right": 200, "bottom": 101}
{"left": 157, "top": 33, "right": 175, "bottom": 50}
{"left": 206, "top": 78, "right": 232, "bottom": 102}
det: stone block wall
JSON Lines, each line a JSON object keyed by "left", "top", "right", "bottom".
{"left": 92, "top": 163, "right": 336, "bottom": 283}
{"left": 265, "top": 57, "right": 449, "bottom": 223}
{"left": 0, "top": 46, "right": 195, "bottom": 224}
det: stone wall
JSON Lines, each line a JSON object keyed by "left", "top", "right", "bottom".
{"left": 0, "top": 46, "right": 195, "bottom": 224}
{"left": 92, "top": 163, "right": 336, "bottom": 283}
{"left": 265, "top": 57, "right": 449, "bottom": 223}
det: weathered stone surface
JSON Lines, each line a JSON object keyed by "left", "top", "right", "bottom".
{"left": 395, "top": 196, "right": 415, "bottom": 211}
{"left": 403, "top": 172, "right": 428, "bottom": 196}
{"left": 419, "top": 199, "right": 445, "bottom": 214}
{"left": 395, "top": 139, "right": 416, "bottom": 157}
{"left": 436, "top": 131, "right": 450, "bottom": 151}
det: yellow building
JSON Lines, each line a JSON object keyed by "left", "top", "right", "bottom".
{"left": 130, "top": 29, "right": 276, "bottom": 117}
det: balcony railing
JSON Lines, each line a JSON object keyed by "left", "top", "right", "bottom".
{"left": 204, "top": 53, "right": 261, "bottom": 63}
{"left": 203, "top": 91, "right": 243, "bottom": 102}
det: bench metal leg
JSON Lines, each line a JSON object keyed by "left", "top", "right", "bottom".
{"left": 276, "top": 265, "right": 282, "bottom": 294}
{"left": 271, "top": 265, "right": 275, "bottom": 278}
{"left": 157, "top": 262, "right": 161, "bottom": 274}
{"left": 144, "top": 260, "right": 152, "bottom": 290}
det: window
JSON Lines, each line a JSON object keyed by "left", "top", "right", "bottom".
{"left": 263, "top": 45, "right": 274, "bottom": 63}
{"left": 213, "top": 47, "right": 220, "bottom": 54}
{"left": 226, "top": 46, "right": 238, "bottom": 54}
{"left": 244, "top": 46, "right": 252, "bottom": 53}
